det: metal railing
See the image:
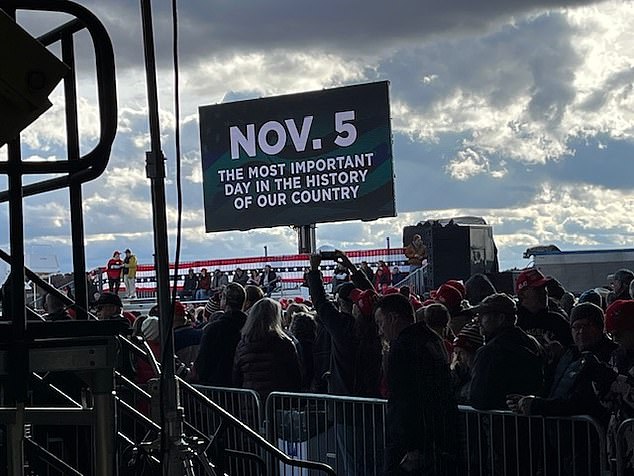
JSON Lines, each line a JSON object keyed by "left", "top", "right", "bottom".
{"left": 266, "top": 392, "right": 386, "bottom": 476}
{"left": 393, "top": 263, "right": 427, "bottom": 296}
{"left": 616, "top": 418, "right": 634, "bottom": 476}
{"left": 264, "top": 392, "right": 610, "bottom": 476}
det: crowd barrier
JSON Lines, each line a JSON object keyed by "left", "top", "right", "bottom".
{"left": 185, "top": 387, "right": 613, "bottom": 476}
{"left": 616, "top": 418, "right": 634, "bottom": 476}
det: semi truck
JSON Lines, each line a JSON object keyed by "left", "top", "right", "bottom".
{"left": 524, "top": 245, "right": 634, "bottom": 295}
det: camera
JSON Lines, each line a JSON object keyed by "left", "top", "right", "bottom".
{"left": 320, "top": 250, "right": 337, "bottom": 260}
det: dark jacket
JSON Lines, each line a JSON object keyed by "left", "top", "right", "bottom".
{"left": 516, "top": 305, "right": 573, "bottom": 347}
{"left": 174, "top": 324, "right": 203, "bottom": 367}
{"left": 530, "top": 335, "right": 616, "bottom": 426}
{"left": 385, "top": 322, "right": 459, "bottom": 475}
{"left": 194, "top": 309, "right": 246, "bottom": 386}
{"left": 183, "top": 273, "right": 198, "bottom": 292}
{"left": 470, "top": 326, "right": 544, "bottom": 410}
{"left": 233, "top": 332, "right": 301, "bottom": 400}
{"left": 307, "top": 269, "right": 381, "bottom": 397}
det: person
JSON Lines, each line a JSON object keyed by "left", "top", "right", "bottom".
{"left": 259, "top": 264, "right": 280, "bottom": 297}
{"left": 243, "top": 285, "right": 264, "bottom": 312}
{"left": 180, "top": 268, "right": 198, "bottom": 300}
{"left": 232, "top": 297, "right": 302, "bottom": 400}
{"left": 506, "top": 302, "right": 616, "bottom": 425}
{"left": 173, "top": 301, "right": 202, "bottom": 369}
{"left": 122, "top": 249, "right": 138, "bottom": 299}
{"left": 375, "top": 293, "right": 459, "bottom": 476}
{"left": 136, "top": 316, "right": 161, "bottom": 385}
{"left": 359, "top": 261, "right": 374, "bottom": 283}
{"left": 470, "top": 293, "right": 544, "bottom": 410}
{"left": 232, "top": 267, "right": 249, "bottom": 286}
{"left": 288, "top": 311, "right": 317, "bottom": 391}
{"left": 330, "top": 262, "right": 350, "bottom": 294}
{"left": 106, "top": 251, "right": 123, "bottom": 294}
{"left": 391, "top": 266, "right": 407, "bottom": 286}
{"left": 211, "top": 268, "right": 229, "bottom": 294}
{"left": 515, "top": 268, "right": 573, "bottom": 347}
{"left": 465, "top": 273, "right": 497, "bottom": 306}
{"left": 375, "top": 260, "right": 391, "bottom": 292}
{"left": 193, "top": 283, "right": 247, "bottom": 386}
{"left": 247, "top": 269, "right": 261, "bottom": 286}
{"left": 195, "top": 268, "right": 210, "bottom": 300}
{"left": 582, "top": 300, "right": 634, "bottom": 473}
{"left": 404, "top": 234, "right": 428, "bottom": 270}
{"left": 417, "top": 303, "right": 454, "bottom": 360}
{"left": 469, "top": 293, "right": 545, "bottom": 476}
{"left": 612, "top": 268, "right": 634, "bottom": 301}
{"left": 450, "top": 322, "right": 483, "bottom": 404}
{"left": 45, "top": 293, "right": 72, "bottom": 321}
{"left": 307, "top": 251, "right": 380, "bottom": 397}
{"left": 307, "top": 251, "right": 383, "bottom": 474}
{"left": 94, "top": 291, "right": 129, "bottom": 324}
{"left": 62, "top": 285, "right": 75, "bottom": 301}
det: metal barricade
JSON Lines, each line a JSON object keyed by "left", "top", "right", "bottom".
{"left": 266, "top": 392, "right": 386, "bottom": 476}
{"left": 616, "top": 418, "right": 634, "bottom": 476}
{"left": 183, "top": 385, "right": 264, "bottom": 475}
{"left": 459, "top": 406, "right": 610, "bottom": 476}
{"left": 264, "top": 392, "right": 610, "bottom": 476}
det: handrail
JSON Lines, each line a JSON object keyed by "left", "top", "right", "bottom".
{"left": 178, "top": 377, "right": 337, "bottom": 476}
{"left": 0, "top": 248, "right": 98, "bottom": 320}
{"left": 115, "top": 332, "right": 336, "bottom": 474}
{"left": 24, "top": 437, "right": 83, "bottom": 476}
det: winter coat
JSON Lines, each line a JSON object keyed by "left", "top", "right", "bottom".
{"left": 106, "top": 258, "right": 123, "bottom": 280}
{"left": 470, "top": 326, "right": 544, "bottom": 410}
{"left": 516, "top": 305, "right": 573, "bottom": 347}
{"left": 384, "top": 321, "right": 459, "bottom": 475}
{"left": 233, "top": 332, "right": 301, "bottom": 400}
{"left": 193, "top": 309, "right": 246, "bottom": 386}
{"left": 530, "top": 335, "right": 616, "bottom": 426}
{"left": 174, "top": 324, "right": 203, "bottom": 367}
{"left": 307, "top": 269, "right": 381, "bottom": 397}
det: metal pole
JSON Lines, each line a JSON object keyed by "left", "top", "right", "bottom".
{"left": 139, "top": 1, "right": 180, "bottom": 473}
{"left": 264, "top": 245, "right": 268, "bottom": 258}
{"left": 62, "top": 31, "right": 89, "bottom": 319}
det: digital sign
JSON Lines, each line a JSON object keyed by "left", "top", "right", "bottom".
{"left": 199, "top": 81, "right": 395, "bottom": 232}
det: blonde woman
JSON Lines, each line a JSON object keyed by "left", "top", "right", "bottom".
{"left": 233, "top": 298, "right": 301, "bottom": 399}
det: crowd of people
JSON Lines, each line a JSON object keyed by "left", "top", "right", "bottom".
{"left": 179, "top": 265, "right": 281, "bottom": 301}
{"left": 40, "top": 248, "right": 634, "bottom": 475}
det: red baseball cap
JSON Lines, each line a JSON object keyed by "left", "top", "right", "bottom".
{"left": 434, "top": 283, "right": 462, "bottom": 311}
{"left": 515, "top": 268, "right": 549, "bottom": 294}
{"left": 605, "top": 300, "right": 634, "bottom": 333}
{"left": 445, "top": 280, "right": 466, "bottom": 299}
{"left": 349, "top": 288, "right": 377, "bottom": 317}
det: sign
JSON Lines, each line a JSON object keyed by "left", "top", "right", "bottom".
{"left": 199, "top": 81, "right": 395, "bottom": 232}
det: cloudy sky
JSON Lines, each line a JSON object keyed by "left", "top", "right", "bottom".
{"left": 2, "top": 0, "right": 634, "bottom": 276}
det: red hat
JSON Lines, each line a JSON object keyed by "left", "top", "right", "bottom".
{"left": 422, "top": 298, "right": 436, "bottom": 307}
{"left": 410, "top": 296, "right": 423, "bottom": 311}
{"left": 174, "top": 301, "right": 186, "bottom": 316}
{"left": 605, "top": 300, "right": 634, "bottom": 333}
{"left": 445, "top": 280, "right": 466, "bottom": 299}
{"left": 294, "top": 296, "right": 305, "bottom": 304}
{"left": 434, "top": 284, "right": 462, "bottom": 311}
{"left": 279, "top": 298, "right": 289, "bottom": 310}
{"left": 349, "top": 288, "right": 377, "bottom": 317}
{"left": 515, "top": 268, "right": 549, "bottom": 294}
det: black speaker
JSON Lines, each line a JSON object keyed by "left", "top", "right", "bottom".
{"left": 0, "top": 10, "right": 68, "bottom": 146}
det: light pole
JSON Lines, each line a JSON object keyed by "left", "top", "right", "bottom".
{"left": 264, "top": 245, "right": 268, "bottom": 258}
